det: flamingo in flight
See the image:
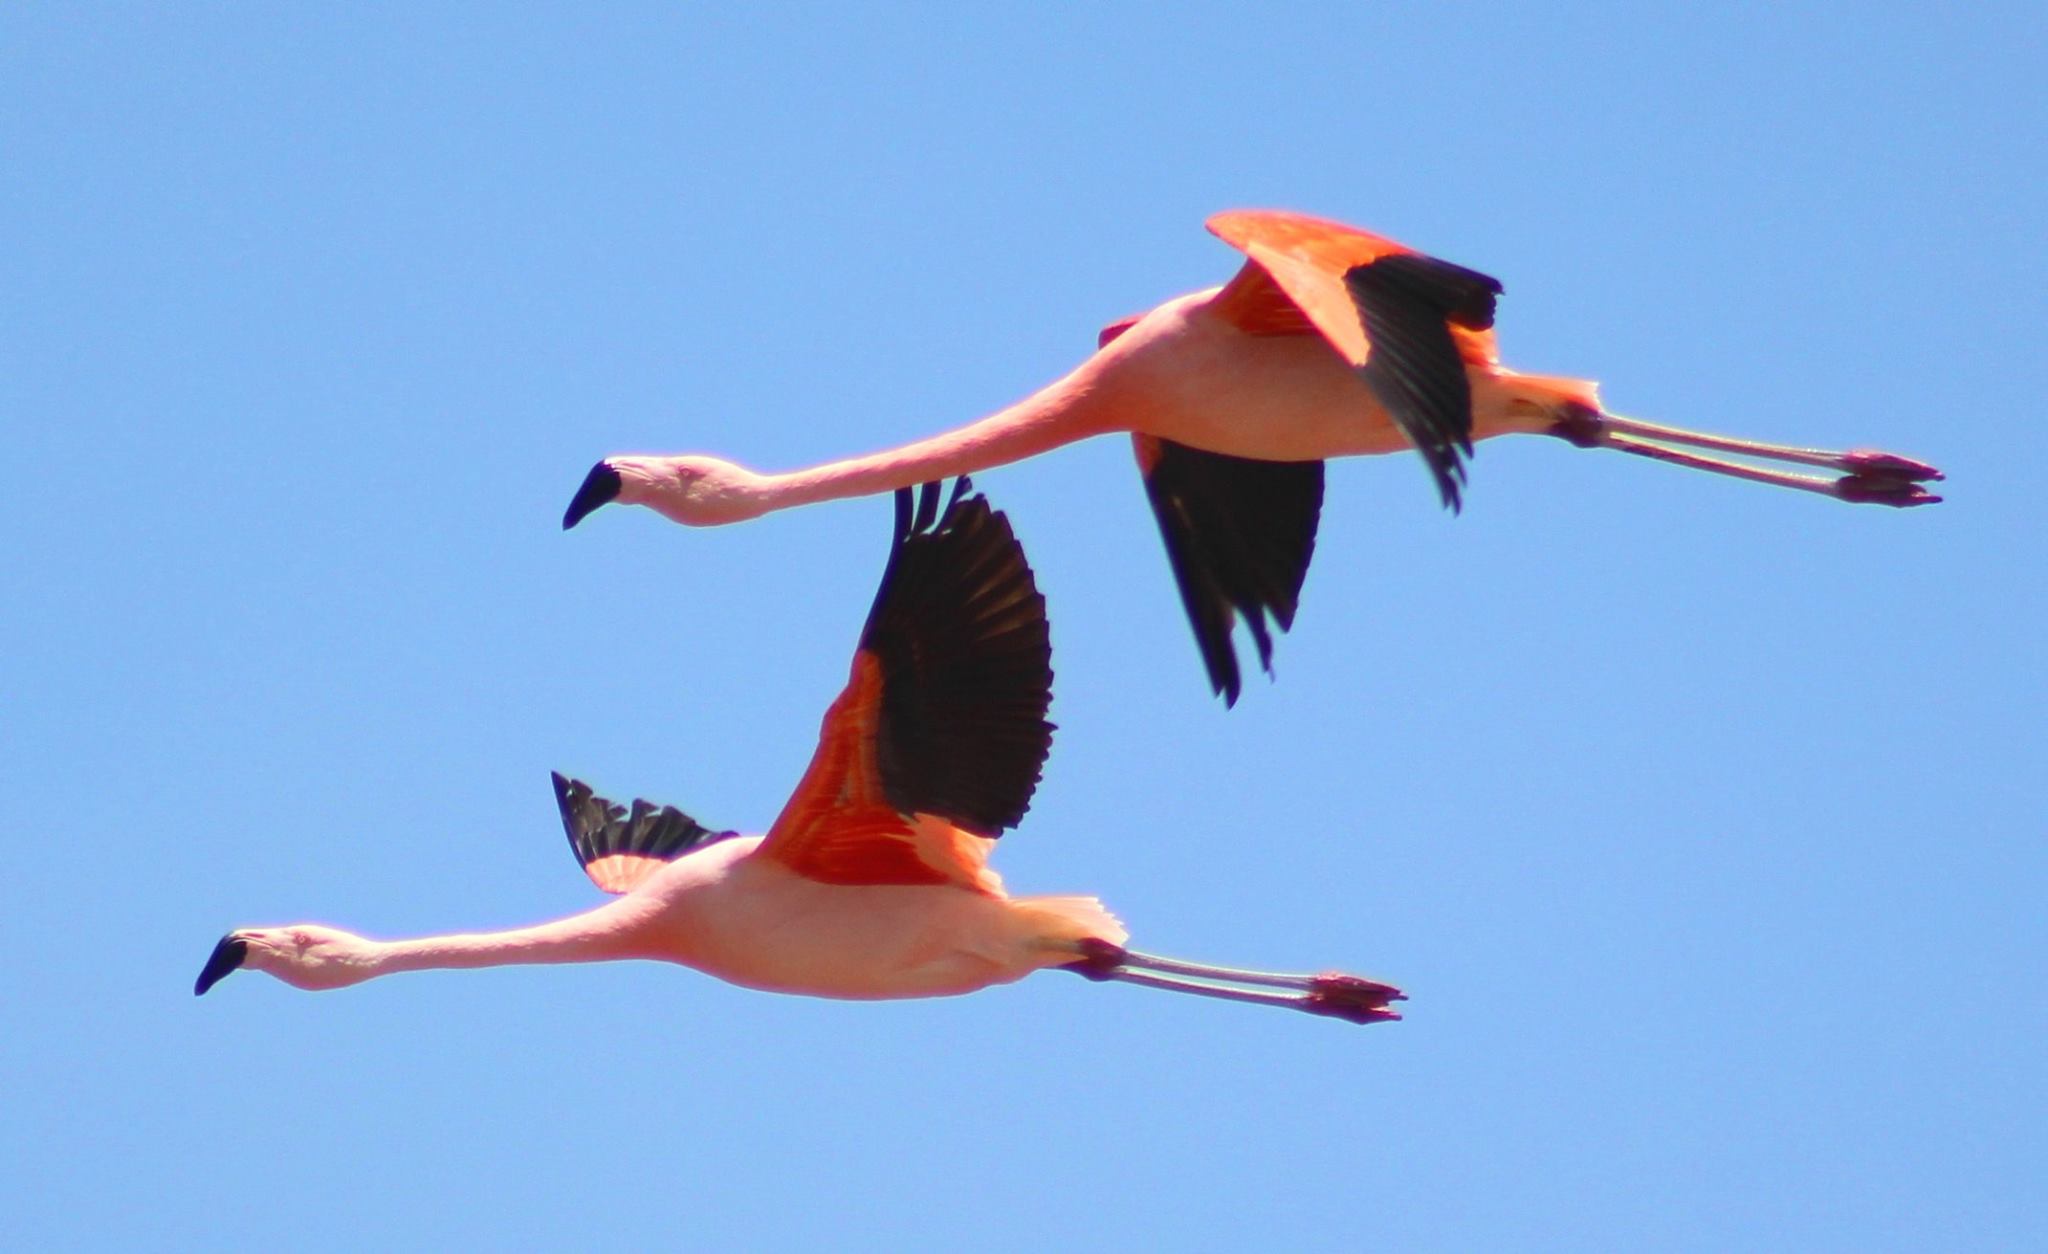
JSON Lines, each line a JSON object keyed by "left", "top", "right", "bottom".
{"left": 197, "top": 481, "right": 1402, "bottom": 1026}
{"left": 563, "top": 210, "right": 1943, "bottom": 704}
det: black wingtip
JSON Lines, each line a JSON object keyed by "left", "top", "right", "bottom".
{"left": 552, "top": 770, "right": 596, "bottom": 868}
{"left": 892, "top": 485, "right": 913, "bottom": 541}
{"left": 1137, "top": 442, "right": 1323, "bottom": 708}
{"left": 563, "top": 462, "right": 623, "bottom": 529}
{"left": 859, "top": 476, "right": 1053, "bottom": 835}
{"left": 194, "top": 934, "right": 248, "bottom": 996}
{"left": 912, "top": 478, "right": 943, "bottom": 533}
{"left": 1437, "top": 464, "right": 1467, "bottom": 515}
{"left": 550, "top": 770, "right": 578, "bottom": 829}
{"left": 1344, "top": 253, "right": 1494, "bottom": 516}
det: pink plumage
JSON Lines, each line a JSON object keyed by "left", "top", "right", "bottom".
{"left": 564, "top": 209, "right": 1941, "bottom": 704}
{"left": 197, "top": 481, "right": 1401, "bottom": 1026}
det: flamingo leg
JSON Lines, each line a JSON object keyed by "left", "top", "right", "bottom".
{"left": 1550, "top": 408, "right": 1943, "bottom": 507}
{"left": 1065, "top": 939, "right": 1404, "bottom": 1025}
{"left": 1107, "top": 949, "right": 1337, "bottom": 989}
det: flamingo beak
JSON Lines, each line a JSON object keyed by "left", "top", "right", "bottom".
{"left": 194, "top": 934, "right": 249, "bottom": 996}
{"left": 562, "top": 462, "right": 623, "bottom": 529}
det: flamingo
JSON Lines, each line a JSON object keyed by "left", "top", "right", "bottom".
{"left": 563, "top": 209, "right": 1943, "bottom": 704}
{"left": 196, "top": 481, "right": 1403, "bottom": 1026}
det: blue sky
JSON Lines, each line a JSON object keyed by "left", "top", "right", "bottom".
{"left": 5, "top": 6, "right": 2042, "bottom": 1249}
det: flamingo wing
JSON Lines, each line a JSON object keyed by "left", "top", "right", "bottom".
{"left": 1133, "top": 434, "right": 1323, "bottom": 706}
{"left": 757, "top": 479, "right": 1054, "bottom": 889}
{"left": 550, "top": 772, "right": 740, "bottom": 894}
{"left": 1206, "top": 210, "right": 1503, "bottom": 511}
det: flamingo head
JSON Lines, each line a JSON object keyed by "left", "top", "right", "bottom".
{"left": 194, "top": 924, "right": 377, "bottom": 994}
{"left": 562, "top": 454, "right": 768, "bottom": 529}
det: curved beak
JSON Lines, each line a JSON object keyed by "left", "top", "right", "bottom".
{"left": 562, "top": 462, "right": 623, "bottom": 530}
{"left": 194, "top": 934, "right": 249, "bottom": 996}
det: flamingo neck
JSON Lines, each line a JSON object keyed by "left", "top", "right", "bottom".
{"left": 759, "top": 359, "right": 1122, "bottom": 511}
{"left": 368, "top": 899, "right": 652, "bottom": 978}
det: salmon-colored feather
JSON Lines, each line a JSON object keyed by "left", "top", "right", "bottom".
{"left": 1206, "top": 209, "right": 1415, "bottom": 272}
{"left": 1215, "top": 245, "right": 1368, "bottom": 360}
{"left": 760, "top": 654, "right": 904, "bottom": 880}
{"left": 1097, "top": 312, "right": 1144, "bottom": 349}
{"left": 757, "top": 652, "right": 1003, "bottom": 890}
{"left": 1131, "top": 431, "right": 1165, "bottom": 475}
{"left": 1207, "top": 209, "right": 1412, "bottom": 360}
{"left": 1206, "top": 210, "right": 1500, "bottom": 367}
{"left": 581, "top": 854, "right": 672, "bottom": 895}
{"left": 771, "top": 804, "right": 951, "bottom": 888}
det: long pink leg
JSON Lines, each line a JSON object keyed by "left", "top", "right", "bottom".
{"left": 1066, "top": 939, "right": 1404, "bottom": 1026}
{"left": 1551, "top": 407, "right": 1943, "bottom": 507}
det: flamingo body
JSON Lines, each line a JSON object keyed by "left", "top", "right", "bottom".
{"left": 1091, "top": 288, "right": 1479, "bottom": 463}
{"left": 611, "top": 835, "right": 1117, "bottom": 999}
{"left": 566, "top": 209, "right": 1940, "bottom": 704}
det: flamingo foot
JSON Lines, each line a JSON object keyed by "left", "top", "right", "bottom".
{"left": 1833, "top": 449, "right": 1944, "bottom": 507}
{"left": 1834, "top": 471, "right": 1943, "bottom": 507}
{"left": 1304, "top": 972, "right": 1406, "bottom": 1025}
{"left": 1841, "top": 449, "right": 1943, "bottom": 481}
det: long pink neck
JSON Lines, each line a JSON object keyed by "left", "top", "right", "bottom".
{"left": 757, "top": 358, "right": 1123, "bottom": 511}
{"left": 366, "top": 898, "right": 652, "bottom": 978}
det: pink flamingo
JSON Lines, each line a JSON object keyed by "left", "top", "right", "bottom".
{"left": 197, "top": 481, "right": 1402, "bottom": 1026}
{"left": 564, "top": 210, "right": 1942, "bottom": 704}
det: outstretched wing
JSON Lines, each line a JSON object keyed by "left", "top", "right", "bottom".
{"left": 756, "top": 479, "right": 1054, "bottom": 889}
{"left": 1133, "top": 435, "right": 1323, "bottom": 706}
{"left": 1206, "top": 209, "right": 1502, "bottom": 512}
{"left": 551, "top": 771, "right": 739, "bottom": 894}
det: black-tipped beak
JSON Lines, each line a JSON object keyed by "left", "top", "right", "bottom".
{"left": 194, "top": 934, "right": 248, "bottom": 996}
{"left": 562, "top": 462, "right": 623, "bottom": 530}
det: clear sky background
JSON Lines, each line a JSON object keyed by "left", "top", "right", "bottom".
{"left": 5, "top": 6, "right": 2042, "bottom": 1250}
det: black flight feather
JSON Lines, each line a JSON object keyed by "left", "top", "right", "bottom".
{"left": 1344, "top": 252, "right": 1502, "bottom": 512}
{"left": 1139, "top": 441, "right": 1324, "bottom": 706}
{"left": 550, "top": 771, "right": 737, "bottom": 881}
{"left": 860, "top": 478, "right": 1053, "bottom": 837}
